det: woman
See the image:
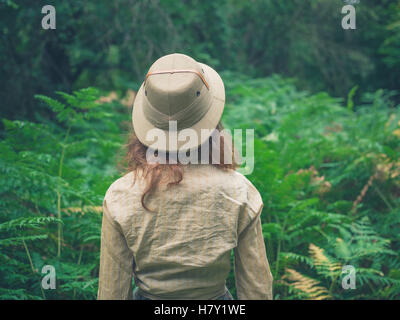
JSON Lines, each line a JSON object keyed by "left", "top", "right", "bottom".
{"left": 97, "top": 53, "right": 273, "bottom": 300}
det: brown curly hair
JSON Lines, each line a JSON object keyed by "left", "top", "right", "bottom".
{"left": 124, "top": 122, "right": 239, "bottom": 211}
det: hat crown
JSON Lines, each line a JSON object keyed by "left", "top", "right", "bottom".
{"left": 145, "top": 54, "right": 207, "bottom": 116}
{"left": 133, "top": 52, "right": 226, "bottom": 152}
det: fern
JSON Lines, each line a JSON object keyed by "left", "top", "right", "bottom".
{"left": 1, "top": 76, "right": 399, "bottom": 299}
{"left": 284, "top": 268, "right": 331, "bottom": 300}
{"left": 0, "top": 217, "right": 61, "bottom": 232}
{"left": 309, "top": 243, "right": 342, "bottom": 279}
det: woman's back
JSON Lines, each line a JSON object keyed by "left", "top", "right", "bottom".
{"left": 98, "top": 164, "right": 272, "bottom": 299}
{"left": 97, "top": 53, "right": 273, "bottom": 300}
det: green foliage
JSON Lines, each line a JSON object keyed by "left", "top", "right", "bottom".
{"left": 0, "top": 88, "right": 127, "bottom": 299}
{"left": 222, "top": 73, "right": 400, "bottom": 299}
{"left": 1, "top": 1, "right": 400, "bottom": 121}
{"left": 1, "top": 74, "right": 399, "bottom": 299}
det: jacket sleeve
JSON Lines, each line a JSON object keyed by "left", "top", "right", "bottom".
{"left": 234, "top": 180, "right": 274, "bottom": 299}
{"left": 97, "top": 199, "right": 134, "bottom": 300}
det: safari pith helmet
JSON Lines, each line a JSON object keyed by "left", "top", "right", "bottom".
{"left": 132, "top": 53, "right": 225, "bottom": 152}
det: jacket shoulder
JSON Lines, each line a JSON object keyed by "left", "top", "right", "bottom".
{"left": 103, "top": 172, "right": 137, "bottom": 221}
{"left": 232, "top": 171, "right": 263, "bottom": 218}
{"left": 105, "top": 172, "right": 136, "bottom": 198}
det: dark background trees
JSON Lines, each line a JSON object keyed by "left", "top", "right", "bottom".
{"left": 1, "top": 0, "right": 399, "bottom": 121}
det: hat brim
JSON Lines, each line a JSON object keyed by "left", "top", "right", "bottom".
{"left": 132, "top": 63, "right": 225, "bottom": 152}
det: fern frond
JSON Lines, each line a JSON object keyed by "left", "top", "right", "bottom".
{"left": 34, "top": 95, "right": 66, "bottom": 113}
{"left": 0, "top": 217, "right": 61, "bottom": 232}
{"left": 309, "top": 243, "right": 342, "bottom": 277}
{"left": 284, "top": 268, "right": 331, "bottom": 300}
{"left": 281, "top": 252, "right": 314, "bottom": 268}
{"left": 0, "top": 235, "right": 48, "bottom": 247}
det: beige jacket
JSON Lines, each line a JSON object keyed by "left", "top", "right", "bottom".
{"left": 97, "top": 164, "right": 273, "bottom": 300}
